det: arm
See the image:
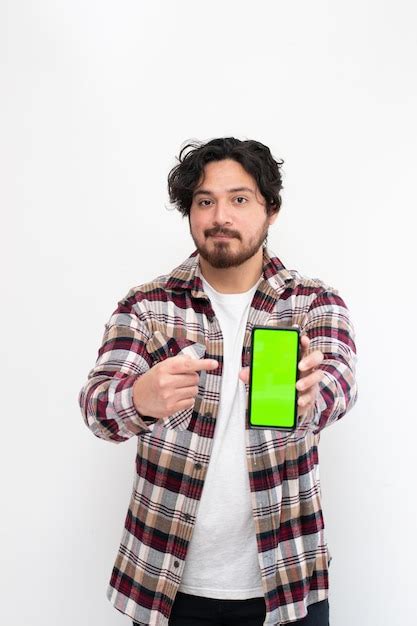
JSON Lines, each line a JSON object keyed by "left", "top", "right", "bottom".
{"left": 300, "top": 290, "right": 358, "bottom": 434}
{"left": 78, "top": 293, "right": 155, "bottom": 443}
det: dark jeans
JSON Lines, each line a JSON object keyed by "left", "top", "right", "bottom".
{"left": 133, "top": 592, "right": 329, "bottom": 625}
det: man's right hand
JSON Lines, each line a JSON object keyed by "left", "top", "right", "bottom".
{"left": 132, "top": 354, "right": 219, "bottom": 419}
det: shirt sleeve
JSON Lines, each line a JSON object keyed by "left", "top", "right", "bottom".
{"left": 78, "top": 293, "right": 156, "bottom": 443}
{"left": 299, "top": 289, "right": 358, "bottom": 434}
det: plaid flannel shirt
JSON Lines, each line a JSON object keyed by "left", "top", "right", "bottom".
{"left": 78, "top": 247, "right": 358, "bottom": 625}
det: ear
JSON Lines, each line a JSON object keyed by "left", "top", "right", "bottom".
{"left": 268, "top": 207, "right": 279, "bottom": 226}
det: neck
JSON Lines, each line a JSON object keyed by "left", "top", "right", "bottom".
{"left": 199, "top": 248, "right": 264, "bottom": 294}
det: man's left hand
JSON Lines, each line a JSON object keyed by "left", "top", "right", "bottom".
{"left": 295, "top": 334, "right": 325, "bottom": 417}
{"left": 239, "top": 333, "right": 325, "bottom": 418}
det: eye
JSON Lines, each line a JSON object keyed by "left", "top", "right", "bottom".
{"left": 234, "top": 196, "right": 248, "bottom": 204}
{"left": 198, "top": 199, "right": 213, "bottom": 207}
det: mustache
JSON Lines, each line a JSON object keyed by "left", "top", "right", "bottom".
{"left": 206, "top": 228, "right": 240, "bottom": 239}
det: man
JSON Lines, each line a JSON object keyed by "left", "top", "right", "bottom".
{"left": 78, "top": 137, "right": 358, "bottom": 626}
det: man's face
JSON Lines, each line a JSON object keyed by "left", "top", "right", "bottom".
{"left": 189, "top": 159, "right": 277, "bottom": 269}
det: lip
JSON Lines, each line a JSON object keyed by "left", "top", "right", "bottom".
{"left": 211, "top": 234, "right": 233, "bottom": 239}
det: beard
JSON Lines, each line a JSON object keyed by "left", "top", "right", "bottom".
{"left": 189, "top": 218, "right": 269, "bottom": 269}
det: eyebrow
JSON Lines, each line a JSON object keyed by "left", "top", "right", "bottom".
{"left": 193, "top": 186, "right": 255, "bottom": 198}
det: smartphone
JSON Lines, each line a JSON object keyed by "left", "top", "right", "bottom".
{"left": 248, "top": 325, "right": 301, "bottom": 431}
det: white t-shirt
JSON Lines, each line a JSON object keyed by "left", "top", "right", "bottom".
{"left": 178, "top": 276, "right": 264, "bottom": 599}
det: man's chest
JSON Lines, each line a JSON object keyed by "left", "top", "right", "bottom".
{"left": 141, "top": 286, "right": 303, "bottom": 366}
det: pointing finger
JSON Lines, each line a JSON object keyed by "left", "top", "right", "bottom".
{"left": 171, "top": 355, "right": 219, "bottom": 373}
{"left": 191, "top": 358, "right": 219, "bottom": 372}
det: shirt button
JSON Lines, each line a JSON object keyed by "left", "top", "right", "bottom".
{"left": 194, "top": 463, "right": 203, "bottom": 470}
{"left": 204, "top": 412, "right": 213, "bottom": 419}
{"left": 173, "top": 560, "right": 180, "bottom": 568}
{"left": 184, "top": 513, "right": 192, "bottom": 522}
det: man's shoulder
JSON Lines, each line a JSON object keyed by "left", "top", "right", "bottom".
{"left": 116, "top": 253, "right": 199, "bottom": 309}
{"left": 281, "top": 268, "right": 352, "bottom": 316}
{"left": 117, "top": 272, "right": 174, "bottom": 308}
{"left": 286, "top": 269, "right": 339, "bottom": 295}
{"left": 264, "top": 248, "right": 339, "bottom": 298}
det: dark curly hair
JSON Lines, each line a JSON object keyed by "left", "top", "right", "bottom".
{"left": 167, "top": 137, "right": 284, "bottom": 217}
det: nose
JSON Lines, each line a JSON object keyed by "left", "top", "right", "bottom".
{"left": 212, "top": 200, "right": 232, "bottom": 225}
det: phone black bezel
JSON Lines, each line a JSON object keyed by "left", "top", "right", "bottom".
{"left": 247, "top": 324, "right": 301, "bottom": 432}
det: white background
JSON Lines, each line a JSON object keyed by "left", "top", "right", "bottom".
{"left": 1, "top": 1, "right": 416, "bottom": 625}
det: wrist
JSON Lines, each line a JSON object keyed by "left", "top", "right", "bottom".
{"left": 132, "top": 376, "right": 145, "bottom": 416}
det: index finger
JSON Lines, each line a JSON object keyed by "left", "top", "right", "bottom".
{"left": 172, "top": 355, "right": 219, "bottom": 373}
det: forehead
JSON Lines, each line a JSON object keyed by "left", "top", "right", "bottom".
{"left": 194, "top": 159, "right": 257, "bottom": 193}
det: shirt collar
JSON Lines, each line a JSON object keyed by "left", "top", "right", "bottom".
{"left": 165, "top": 247, "right": 294, "bottom": 299}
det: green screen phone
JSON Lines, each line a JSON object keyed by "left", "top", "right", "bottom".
{"left": 248, "top": 325, "right": 300, "bottom": 431}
